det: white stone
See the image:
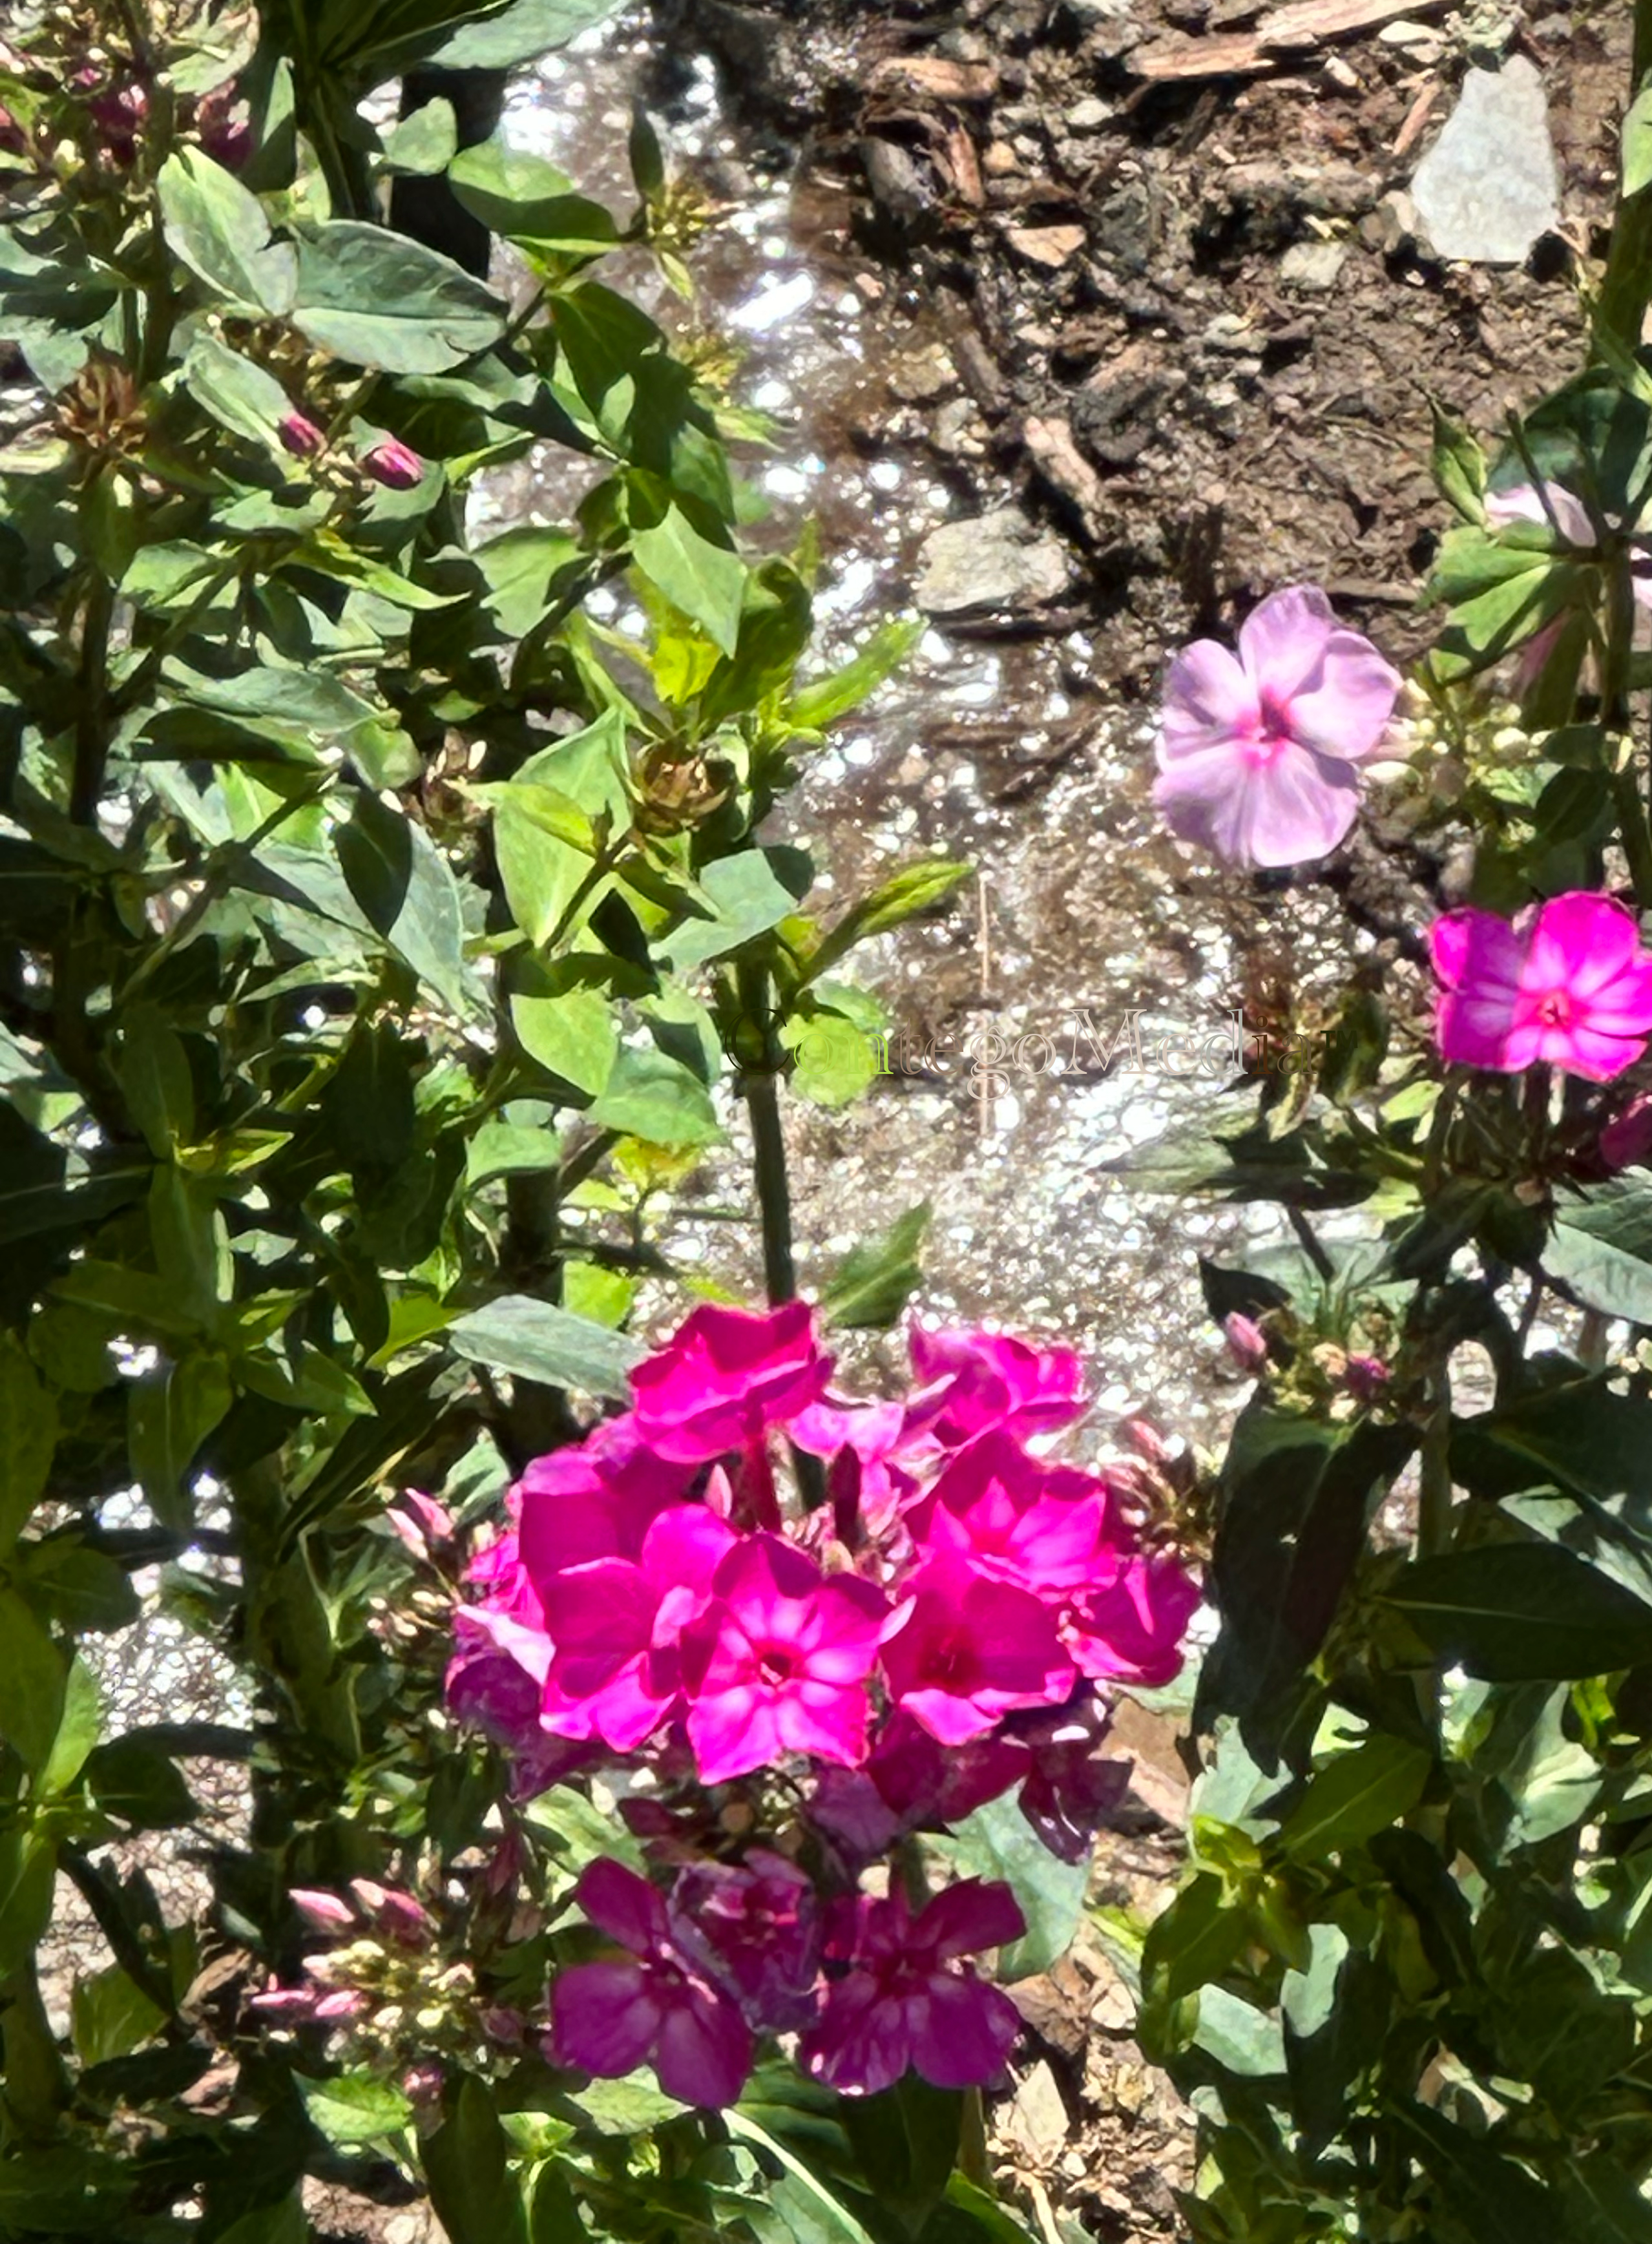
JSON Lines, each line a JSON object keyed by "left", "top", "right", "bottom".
{"left": 1411, "top": 57, "right": 1560, "bottom": 266}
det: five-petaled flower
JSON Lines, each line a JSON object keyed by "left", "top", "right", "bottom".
{"left": 1430, "top": 891, "right": 1652, "bottom": 1082}
{"left": 1154, "top": 583, "right": 1401, "bottom": 869}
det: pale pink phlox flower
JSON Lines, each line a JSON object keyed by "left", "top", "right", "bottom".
{"left": 1430, "top": 892, "right": 1652, "bottom": 1082}
{"left": 1154, "top": 584, "right": 1401, "bottom": 869}
{"left": 1486, "top": 480, "right": 1652, "bottom": 613}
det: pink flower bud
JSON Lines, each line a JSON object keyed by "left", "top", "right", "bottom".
{"left": 247, "top": 1984, "right": 319, "bottom": 2018}
{"left": 279, "top": 410, "right": 325, "bottom": 459}
{"left": 1343, "top": 1354, "right": 1390, "bottom": 1404}
{"left": 350, "top": 1879, "right": 433, "bottom": 1944}
{"left": 1222, "top": 1312, "right": 1270, "bottom": 1374}
{"left": 313, "top": 1989, "right": 368, "bottom": 2021}
{"left": 196, "top": 84, "right": 251, "bottom": 171}
{"left": 0, "top": 105, "right": 26, "bottom": 158}
{"left": 290, "top": 1887, "right": 357, "bottom": 1933}
{"left": 361, "top": 437, "right": 424, "bottom": 490}
{"left": 1116, "top": 1414, "right": 1171, "bottom": 1465}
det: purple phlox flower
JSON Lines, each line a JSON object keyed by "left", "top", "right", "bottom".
{"left": 666, "top": 1850, "right": 821, "bottom": 2032}
{"left": 792, "top": 1398, "right": 917, "bottom": 1551}
{"left": 1603, "top": 1092, "right": 1652, "bottom": 1171}
{"left": 1005, "top": 1695, "right": 1132, "bottom": 1865}
{"left": 195, "top": 82, "right": 252, "bottom": 169}
{"left": 905, "top": 1324, "right": 1086, "bottom": 1452}
{"left": 1063, "top": 1550, "right": 1200, "bottom": 1689}
{"left": 1342, "top": 1353, "right": 1390, "bottom": 1405}
{"left": 539, "top": 1503, "right": 738, "bottom": 1754}
{"left": 550, "top": 1858, "right": 753, "bottom": 2108}
{"left": 1154, "top": 584, "right": 1401, "bottom": 870}
{"left": 681, "top": 1533, "right": 888, "bottom": 1784}
{"left": 1431, "top": 892, "right": 1652, "bottom": 1083}
{"left": 908, "top": 1429, "right": 1119, "bottom": 1599}
{"left": 863, "top": 1710, "right": 1027, "bottom": 1831}
{"left": 800, "top": 1879, "right": 1026, "bottom": 2097}
{"left": 879, "top": 1558, "right": 1074, "bottom": 1745}
{"left": 630, "top": 1301, "right": 832, "bottom": 1465}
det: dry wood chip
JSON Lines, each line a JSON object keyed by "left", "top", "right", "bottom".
{"left": 1005, "top": 222, "right": 1088, "bottom": 268}
{"left": 866, "top": 55, "right": 999, "bottom": 103}
{"left": 1132, "top": 0, "right": 1449, "bottom": 79}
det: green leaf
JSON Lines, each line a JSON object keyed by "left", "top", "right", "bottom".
{"left": 490, "top": 709, "right": 629, "bottom": 948}
{"left": 335, "top": 788, "right": 474, "bottom": 1016}
{"left": 426, "top": 0, "right": 620, "bottom": 69}
{"left": 807, "top": 858, "right": 970, "bottom": 983}
{"left": 630, "top": 498, "right": 747, "bottom": 656}
{"left": 449, "top": 138, "right": 620, "bottom": 255}
{"left": 472, "top": 524, "right": 585, "bottom": 638}
{"left": 1495, "top": 1947, "right": 1635, "bottom": 2120}
{"left": 17, "top": 1540, "right": 140, "bottom": 1634}
{"left": 85, "top": 1735, "right": 199, "bottom": 1829}
{"left": 1384, "top": 1542, "right": 1652, "bottom": 1680}
{"left": 510, "top": 986, "right": 618, "bottom": 1096}
{"left": 422, "top": 2075, "right": 528, "bottom": 2244}
{"left": 300, "top": 2068, "right": 414, "bottom": 2147}
{"left": 292, "top": 222, "right": 505, "bottom": 374}
{"left": 661, "top": 848, "right": 808, "bottom": 972}
{"left": 782, "top": 1011, "right": 881, "bottom": 1108}
{"left": 466, "top": 1118, "right": 561, "bottom": 1187}
{"left": 72, "top": 1964, "right": 167, "bottom": 2067}
{"left": 446, "top": 1294, "right": 642, "bottom": 1398}
{"left": 820, "top": 1202, "right": 930, "bottom": 1328}
{"left": 1388, "top": 2100, "right": 1558, "bottom": 2243}
{"left": 589, "top": 1045, "right": 720, "bottom": 1146}
{"left": 1429, "top": 397, "right": 1487, "bottom": 525}
{"left": 789, "top": 617, "right": 923, "bottom": 733}
{"left": 1278, "top": 1734, "right": 1433, "bottom": 1860}
{"left": 0, "top": 1335, "right": 56, "bottom": 1556}
{"left": 37, "top": 1657, "right": 102, "bottom": 1797}
{"left": 0, "top": 1586, "right": 67, "bottom": 1775}
{"left": 182, "top": 330, "right": 300, "bottom": 456}
{"left": 383, "top": 97, "right": 458, "bottom": 176}
{"left": 724, "top": 2112, "right": 877, "bottom": 2244}
{"left": 938, "top": 1794, "right": 1087, "bottom": 1980}
{"left": 1546, "top": 1179, "right": 1652, "bottom": 1323}
{"left": 1624, "top": 85, "right": 1652, "bottom": 198}
{"left": 157, "top": 150, "right": 297, "bottom": 313}
{"left": 1451, "top": 1376, "right": 1652, "bottom": 1502}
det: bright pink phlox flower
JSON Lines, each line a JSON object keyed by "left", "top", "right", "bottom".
{"left": 386, "top": 1488, "right": 455, "bottom": 1564}
{"left": 1063, "top": 1551, "right": 1200, "bottom": 1689}
{"left": 1154, "top": 584, "right": 1401, "bottom": 870}
{"left": 800, "top": 1880, "right": 1025, "bottom": 2097}
{"left": 905, "top": 1325, "right": 1086, "bottom": 1451}
{"left": 681, "top": 1533, "right": 887, "bottom": 1784}
{"left": 539, "top": 1505, "right": 737, "bottom": 1754}
{"left": 667, "top": 1851, "right": 821, "bottom": 2033}
{"left": 1485, "top": 481, "right": 1652, "bottom": 614}
{"left": 551, "top": 1859, "right": 752, "bottom": 2108}
{"left": 1431, "top": 892, "right": 1652, "bottom": 1082}
{"left": 518, "top": 1414, "right": 690, "bottom": 1589}
{"left": 879, "top": 1558, "right": 1074, "bottom": 1745}
{"left": 792, "top": 1398, "right": 918, "bottom": 1550}
{"left": 630, "top": 1301, "right": 832, "bottom": 1465}
{"left": 1603, "top": 1092, "right": 1652, "bottom": 1171}
{"left": 910, "top": 1429, "right": 1118, "bottom": 1597}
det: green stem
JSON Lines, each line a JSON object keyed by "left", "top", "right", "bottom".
{"left": 1598, "top": 9, "right": 1652, "bottom": 355}
{"left": 0, "top": 1960, "right": 70, "bottom": 2139}
{"left": 70, "top": 571, "right": 114, "bottom": 826}
{"left": 1417, "top": 1385, "right": 1454, "bottom": 1560}
{"left": 745, "top": 1067, "right": 795, "bottom": 1306}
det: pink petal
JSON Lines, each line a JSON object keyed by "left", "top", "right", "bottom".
{"left": 1235, "top": 585, "right": 1335, "bottom": 703}
{"left": 1549, "top": 1022, "right": 1650, "bottom": 1083}
{"left": 921, "top": 1879, "right": 1027, "bottom": 1964}
{"left": 1437, "top": 992, "right": 1518, "bottom": 1071}
{"left": 1160, "top": 638, "right": 1259, "bottom": 753}
{"left": 910, "top": 1974, "right": 1023, "bottom": 2089}
{"left": 1288, "top": 633, "right": 1401, "bottom": 763}
{"left": 687, "top": 1686, "right": 788, "bottom": 1785}
{"left": 551, "top": 1960, "right": 659, "bottom": 2076}
{"left": 1486, "top": 481, "right": 1594, "bottom": 546}
{"left": 1525, "top": 893, "right": 1643, "bottom": 1000}
{"left": 653, "top": 1984, "right": 753, "bottom": 2108}
{"left": 575, "top": 1860, "right": 669, "bottom": 1955}
{"left": 803, "top": 1977, "right": 910, "bottom": 2097}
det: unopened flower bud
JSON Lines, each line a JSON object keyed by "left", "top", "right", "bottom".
{"left": 290, "top": 1887, "right": 357, "bottom": 1933}
{"left": 1603, "top": 1094, "right": 1652, "bottom": 1173}
{"left": 196, "top": 84, "right": 251, "bottom": 169}
{"left": 361, "top": 437, "right": 423, "bottom": 490}
{"left": 1222, "top": 1312, "right": 1270, "bottom": 1374}
{"left": 1343, "top": 1353, "right": 1390, "bottom": 1404}
{"left": 279, "top": 410, "right": 325, "bottom": 459}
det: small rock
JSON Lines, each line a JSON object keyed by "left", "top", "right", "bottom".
{"left": 982, "top": 138, "right": 1020, "bottom": 176}
{"left": 1067, "top": 95, "right": 1113, "bottom": 131}
{"left": 1411, "top": 56, "right": 1560, "bottom": 265}
{"left": 930, "top": 395, "right": 985, "bottom": 456}
{"left": 912, "top": 509, "right": 1072, "bottom": 617}
{"left": 1362, "top": 187, "right": 1418, "bottom": 255}
{"left": 866, "top": 55, "right": 998, "bottom": 103}
{"left": 1279, "top": 238, "right": 1348, "bottom": 291}
{"left": 1005, "top": 222, "right": 1088, "bottom": 269}
{"left": 888, "top": 342, "right": 957, "bottom": 404}
{"left": 1323, "top": 54, "right": 1359, "bottom": 90}
{"left": 1000, "top": 2060, "right": 1069, "bottom": 2166}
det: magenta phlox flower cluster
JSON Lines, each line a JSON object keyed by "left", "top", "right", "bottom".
{"left": 446, "top": 1304, "right": 1200, "bottom": 2105}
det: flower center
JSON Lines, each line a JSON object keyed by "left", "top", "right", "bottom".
{"left": 1536, "top": 990, "right": 1573, "bottom": 1029}
{"left": 757, "top": 1646, "right": 797, "bottom": 1686}
{"left": 1243, "top": 692, "right": 1295, "bottom": 767}
{"left": 928, "top": 1639, "right": 977, "bottom": 1690}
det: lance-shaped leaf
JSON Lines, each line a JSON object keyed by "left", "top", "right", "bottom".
{"left": 292, "top": 223, "right": 504, "bottom": 373}
{"left": 157, "top": 151, "right": 297, "bottom": 314}
{"left": 1382, "top": 1542, "right": 1652, "bottom": 1681}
